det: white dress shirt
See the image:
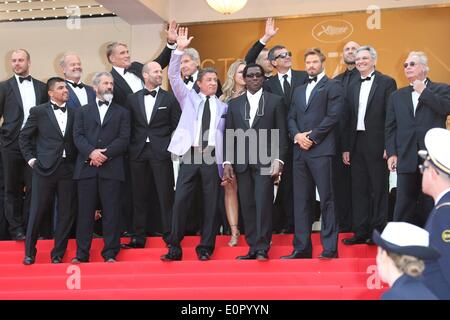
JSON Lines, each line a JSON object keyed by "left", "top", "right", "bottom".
{"left": 193, "top": 93, "right": 217, "bottom": 147}
{"left": 144, "top": 86, "right": 160, "bottom": 142}
{"left": 66, "top": 80, "right": 88, "bottom": 106}
{"left": 15, "top": 75, "right": 37, "bottom": 129}
{"left": 247, "top": 88, "right": 263, "bottom": 127}
{"left": 51, "top": 100, "right": 68, "bottom": 157}
{"left": 278, "top": 69, "right": 292, "bottom": 93}
{"left": 96, "top": 98, "right": 110, "bottom": 124}
{"left": 184, "top": 70, "right": 199, "bottom": 91}
{"left": 411, "top": 79, "right": 427, "bottom": 116}
{"left": 305, "top": 70, "right": 326, "bottom": 104}
{"left": 113, "top": 66, "right": 143, "bottom": 93}
{"left": 357, "top": 71, "right": 375, "bottom": 131}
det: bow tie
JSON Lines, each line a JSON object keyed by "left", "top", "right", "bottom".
{"left": 360, "top": 73, "right": 374, "bottom": 82}
{"left": 144, "top": 89, "right": 157, "bottom": 97}
{"left": 52, "top": 103, "right": 66, "bottom": 113}
{"left": 19, "top": 75, "right": 32, "bottom": 83}
{"left": 123, "top": 67, "right": 133, "bottom": 75}
{"left": 98, "top": 100, "right": 109, "bottom": 107}
{"left": 307, "top": 76, "right": 318, "bottom": 84}
{"left": 69, "top": 81, "right": 84, "bottom": 89}
{"left": 184, "top": 75, "right": 194, "bottom": 84}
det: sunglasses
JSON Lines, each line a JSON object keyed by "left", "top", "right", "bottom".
{"left": 245, "top": 73, "right": 263, "bottom": 78}
{"left": 403, "top": 61, "right": 417, "bottom": 68}
{"left": 275, "top": 51, "right": 292, "bottom": 60}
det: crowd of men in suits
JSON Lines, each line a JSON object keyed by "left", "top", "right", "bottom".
{"left": 0, "top": 20, "right": 449, "bottom": 273}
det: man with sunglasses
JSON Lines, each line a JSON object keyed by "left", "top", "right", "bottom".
{"left": 263, "top": 46, "right": 308, "bottom": 235}
{"left": 418, "top": 128, "right": 450, "bottom": 299}
{"left": 223, "top": 63, "right": 288, "bottom": 260}
{"left": 385, "top": 51, "right": 450, "bottom": 227}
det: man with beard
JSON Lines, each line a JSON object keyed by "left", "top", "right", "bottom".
{"left": 71, "top": 72, "right": 130, "bottom": 263}
{"left": 20, "top": 78, "right": 77, "bottom": 265}
{"left": 59, "top": 52, "right": 96, "bottom": 109}
{"left": 284, "top": 48, "right": 343, "bottom": 259}
{"left": 223, "top": 63, "right": 287, "bottom": 260}
{"left": 0, "top": 49, "right": 48, "bottom": 240}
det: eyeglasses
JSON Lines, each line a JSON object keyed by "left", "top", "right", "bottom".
{"left": 275, "top": 51, "right": 292, "bottom": 60}
{"left": 245, "top": 73, "right": 263, "bottom": 78}
{"left": 403, "top": 61, "right": 417, "bottom": 68}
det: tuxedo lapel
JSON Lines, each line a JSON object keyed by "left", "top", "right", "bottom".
{"left": 366, "top": 74, "right": 379, "bottom": 113}
{"left": 111, "top": 68, "right": 133, "bottom": 95}
{"left": 9, "top": 77, "right": 24, "bottom": 109}
{"left": 353, "top": 81, "right": 361, "bottom": 116}
{"left": 238, "top": 95, "right": 250, "bottom": 129}
{"left": 298, "top": 86, "right": 307, "bottom": 111}
{"left": 33, "top": 77, "right": 43, "bottom": 103}
{"left": 137, "top": 91, "right": 147, "bottom": 123}
{"left": 306, "top": 77, "right": 328, "bottom": 109}
{"left": 45, "top": 104, "right": 63, "bottom": 137}
{"left": 66, "top": 108, "right": 74, "bottom": 138}
{"left": 102, "top": 103, "right": 115, "bottom": 127}
{"left": 91, "top": 103, "right": 102, "bottom": 126}
{"left": 400, "top": 88, "right": 414, "bottom": 117}
{"left": 66, "top": 84, "right": 81, "bottom": 108}
{"left": 149, "top": 90, "right": 165, "bottom": 125}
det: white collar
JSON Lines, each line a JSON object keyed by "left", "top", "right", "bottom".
{"left": 435, "top": 187, "right": 450, "bottom": 205}
{"left": 308, "top": 70, "right": 326, "bottom": 83}
{"left": 247, "top": 88, "right": 263, "bottom": 99}
{"left": 278, "top": 69, "right": 292, "bottom": 81}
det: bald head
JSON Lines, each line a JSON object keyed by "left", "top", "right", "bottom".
{"left": 343, "top": 41, "right": 360, "bottom": 66}
{"left": 142, "top": 61, "right": 163, "bottom": 89}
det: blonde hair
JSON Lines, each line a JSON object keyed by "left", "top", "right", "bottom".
{"left": 388, "top": 252, "right": 425, "bottom": 277}
{"left": 220, "top": 59, "right": 246, "bottom": 102}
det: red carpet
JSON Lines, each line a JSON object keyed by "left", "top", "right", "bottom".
{"left": 0, "top": 233, "right": 387, "bottom": 299}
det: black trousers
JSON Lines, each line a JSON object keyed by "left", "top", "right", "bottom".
{"left": 292, "top": 155, "right": 338, "bottom": 254}
{"left": 25, "top": 161, "right": 76, "bottom": 258}
{"left": 1, "top": 143, "right": 32, "bottom": 237}
{"left": 273, "top": 150, "right": 294, "bottom": 232}
{"left": 332, "top": 153, "right": 352, "bottom": 232}
{"left": 237, "top": 165, "right": 274, "bottom": 253}
{"left": 350, "top": 132, "right": 389, "bottom": 237}
{"left": 167, "top": 148, "right": 220, "bottom": 254}
{"left": 0, "top": 154, "right": 8, "bottom": 239}
{"left": 394, "top": 167, "right": 434, "bottom": 227}
{"left": 76, "top": 177, "right": 122, "bottom": 260}
{"left": 130, "top": 143, "right": 174, "bottom": 244}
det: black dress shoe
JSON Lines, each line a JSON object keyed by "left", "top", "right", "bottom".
{"left": 71, "top": 257, "right": 89, "bottom": 264}
{"left": 318, "top": 251, "right": 338, "bottom": 259}
{"left": 23, "top": 256, "right": 35, "bottom": 265}
{"left": 160, "top": 248, "right": 182, "bottom": 261}
{"left": 121, "top": 238, "right": 145, "bottom": 249}
{"left": 280, "top": 250, "right": 312, "bottom": 259}
{"left": 342, "top": 236, "right": 368, "bottom": 245}
{"left": 197, "top": 250, "right": 211, "bottom": 261}
{"left": 14, "top": 233, "right": 26, "bottom": 241}
{"left": 256, "top": 250, "right": 269, "bottom": 261}
{"left": 236, "top": 252, "right": 257, "bottom": 260}
{"left": 105, "top": 257, "right": 116, "bottom": 263}
{"left": 51, "top": 256, "right": 63, "bottom": 264}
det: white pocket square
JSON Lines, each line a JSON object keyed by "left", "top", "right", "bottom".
{"left": 157, "top": 106, "right": 167, "bottom": 110}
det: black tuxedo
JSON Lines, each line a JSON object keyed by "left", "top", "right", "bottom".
{"left": 385, "top": 79, "right": 450, "bottom": 226}
{"left": 19, "top": 102, "right": 77, "bottom": 258}
{"left": 332, "top": 68, "right": 359, "bottom": 231}
{"left": 288, "top": 75, "right": 343, "bottom": 255}
{"left": 225, "top": 91, "right": 288, "bottom": 253}
{"left": 343, "top": 71, "right": 397, "bottom": 238}
{"left": 263, "top": 70, "right": 308, "bottom": 233}
{"left": 73, "top": 101, "right": 130, "bottom": 260}
{"left": 126, "top": 88, "right": 181, "bottom": 244}
{"left": 0, "top": 76, "right": 47, "bottom": 237}
{"left": 244, "top": 40, "right": 265, "bottom": 65}
{"left": 65, "top": 82, "right": 96, "bottom": 109}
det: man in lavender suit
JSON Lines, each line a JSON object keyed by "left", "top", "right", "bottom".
{"left": 161, "top": 28, "right": 227, "bottom": 261}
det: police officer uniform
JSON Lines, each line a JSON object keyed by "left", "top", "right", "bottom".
{"left": 419, "top": 128, "right": 450, "bottom": 299}
{"left": 373, "top": 222, "right": 440, "bottom": 300}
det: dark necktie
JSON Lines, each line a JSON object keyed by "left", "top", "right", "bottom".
{"left": 69, "top": 81, "right": 84, "bottom": 89}
{"left": 143, "top": 89, "right": 157, "bottom": 97}
{"left": 184, "top": 75, "right": 194, "bottom": 84}
{"left": 19, "top": 75, "right": 32, "bottom": 83}
{"left": 98, "top": 100, "right": 109, "bottom": 107}
{"left": 283, "top": 74, "right": 291, "bottom": 106}
{"left": 245, "top": 98, "right": 251, "bottom": 127}
{"left": 52, "top": 103, "right": 66, "bottom": 113}
{"left": 308, "top": 76, "right": 318, "bottom": 84}
{"left": 201, "top": 96, "right": 211, "bottom": 150}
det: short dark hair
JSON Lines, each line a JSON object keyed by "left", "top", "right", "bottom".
{"left": 268, "top": 45, "right": 286, "bottom": 61}
{"left": 243, "top": 63, "right": 265, "bottom": 78}
{"left": 304, "top": 48, "right": 326, "bottom": 62}
{"left": 197, "top": 67, "right": 217, "bottom": 82}
{"left": 47, "top": 77, "right": 66, "bottom": 91}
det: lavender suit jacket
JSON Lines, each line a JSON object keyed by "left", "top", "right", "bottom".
{"left": 167, "top": 50, "right": 227, "bottom": 177}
